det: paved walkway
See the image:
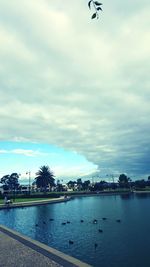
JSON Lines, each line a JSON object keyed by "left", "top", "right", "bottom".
{"left": 0, "top": 230, "right": 61, "bottom": 267}
{"left": 0, "top": 197, "right": 70, "bottom": 210}
{"left": 0, "top": 225, "right": 91, "bottom": 267}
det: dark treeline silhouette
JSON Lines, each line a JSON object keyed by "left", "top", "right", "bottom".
{"left": 66, "top": 174, "right": 150, "bottom": 192}
{"left": 1, "top": 168, "right": 150, "bottom": 196}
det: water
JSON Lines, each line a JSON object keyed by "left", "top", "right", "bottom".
{"left": 0, "top": 194, "right": 150, "bottom": 267}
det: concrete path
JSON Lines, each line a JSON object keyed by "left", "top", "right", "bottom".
{"left": 0, "top": 197, "right": 71, "bottom": 210}
{"left": 0, "top": 225, "right": 91, "bottom": 267}
{"left": 0, "top": 230, "right": 61, "bottom": 267}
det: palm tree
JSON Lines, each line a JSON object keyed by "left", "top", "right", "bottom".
{"left": 35, "top": 165, "right": 55, "bottom": 192}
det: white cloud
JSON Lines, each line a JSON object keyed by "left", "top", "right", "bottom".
{"left": 0, "top": 149, "right": 45, "bottom": 157}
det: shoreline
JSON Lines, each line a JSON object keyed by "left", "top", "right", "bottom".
{"left": 1, "top": 190, "right": 149, "bottom": 210}
{"left": 71, "top": 191, "right": 132, "bottom": 197}
{"left": 0, "top": 191, "right": 131, "bottom": 210}
{"left": 0, "top": 196, "right": 71, "bottom": 210}
{"left": 133, "top": 190, "right": 150, "bottom": 194}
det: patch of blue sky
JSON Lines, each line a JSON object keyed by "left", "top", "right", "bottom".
{"left": 0, "top": 141, "right": 97, "bottom": 181}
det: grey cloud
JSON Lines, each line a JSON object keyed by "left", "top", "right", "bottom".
{"left": 0, "top": 0, "right": 150, "bottom": 177}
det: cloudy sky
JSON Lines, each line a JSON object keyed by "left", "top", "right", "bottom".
{"left": 0, "top": 0, "right": 150, "bottom": 182}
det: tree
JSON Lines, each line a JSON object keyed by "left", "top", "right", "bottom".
{"left": 77, "top": 178, "right": 83, "bottom": 190}
{"left": 134, "top": 179, "right": 146, "bottom": 189}
{"left": 88, "top": 1, "right": 103, "bottom": 19}
{"left": 9, "top": 173, "right": 20, "bottom": 190}
{"left": 35, "top": 165, "right": 55, "bottom": 192}
{"left": 67, "top": 180, "right": 76, "bottom": 190}
{"left": 56, "top": 179, "right": 65, "bottom": 192}
{"left": 1, "top": 173, "right": 20, "bottom": 191}
{"left": 147, "top": 176, "right": 150, "bottom": 186}
{"left": 118, "top": 174, "right": 130, "bottom": 188}
{"left": 82, "top": 180, "right": 91, "bottom": 190}
{"left": 1, "top": 175, "right": 10, "bottom": 190}
{"left": 91, "top": 180, "right": 108, "bottom": 191}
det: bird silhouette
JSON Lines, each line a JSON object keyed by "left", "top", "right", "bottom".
{"left": 94, "top": 243, "right": 98, "bottom": 249}
{"left": 116, "top": 219, "right": 121, "bottom": 223}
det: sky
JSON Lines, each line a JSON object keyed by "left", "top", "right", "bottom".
{"left": 0, "top": 0, "right": 150, "bottom": 183}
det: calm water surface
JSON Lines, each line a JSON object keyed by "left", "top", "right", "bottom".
{"left": 0, "top": 194, "right": 150, "bottom": 267}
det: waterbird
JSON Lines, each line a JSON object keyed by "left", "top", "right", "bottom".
{"left": 93, "top": 219, "right": 98, "bottom": 224}
{"left": 102, "top": 217, "right": 107, "bottom": 220}
{"left": 69, "top": 240, "right": 74, "bottom": 244}
{"left": 116, "top": 219, "right": 121, "bottom": 223}
{"left": 49, "top": 218, "right": 54, "bottom": 221}
{"left": 43, "top": 221, "right": 46, "bottom": 224}
{"left": 94, "top": 243, "right": 98, "bottom": 249}
{"left": 62, "top": 222, "right": 66, "bottom": 225}
{"left": 67, "top": 221, "right": 70, "bottom": 224}
{"left": 98, "top": 229, "right": 103, "bottom": 233}
{"left": 35, "top": 224, "right": 39, "bottom": 227}
{"left": 80, "top": 220, "right": 84, "bottom": 223}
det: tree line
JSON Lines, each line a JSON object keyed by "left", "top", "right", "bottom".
{"left": 1, "top": 165, "right": 150, "bottom": 194}
{"left": 0, "top": 166, "right": 55, "bottom": 194}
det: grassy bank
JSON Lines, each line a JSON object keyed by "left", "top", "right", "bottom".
{"left": 0, "top": 189, "right": 132, "bottom": 204}
{"left": 0, "top": 197, "right": 57, "bottom": 205}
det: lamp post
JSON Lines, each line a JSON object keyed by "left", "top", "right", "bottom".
{"left": 26, "top": 171, "right": 31, "bottom": 195}
{"left": 106, "top": 174, "right": 115, "bottom": 190}
{"left": 111, "top": 174, "right": 115, "bottom": 184}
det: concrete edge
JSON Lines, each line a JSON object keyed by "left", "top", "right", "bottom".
{"left": 0, "top": 225, "right": 92, "bottom": 267}
{"left": 0, "top": 191, "right": 133, "bottom": 210}
{"left": 0, "top": 197, "right": 71, "bottom": 210}
{"left": 133, "top": 190, "right": 150, "bottom": 194}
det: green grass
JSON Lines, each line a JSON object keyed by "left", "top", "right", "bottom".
{"left": 0, "top": 188, "right": 134, "bottom": 205}
{"left": 0, "top": 197, "right": 55, "bottom": 205}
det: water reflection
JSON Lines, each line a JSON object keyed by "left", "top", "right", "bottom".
{"left": 134, "top": 193, "right": 150, "bottom": 199}
{"left": 120, "top": 193, "right": 134, "bottom": 200}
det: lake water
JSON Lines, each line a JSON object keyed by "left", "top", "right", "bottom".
{"left": 0, "top": 194, "right": 150, "bottom": 267}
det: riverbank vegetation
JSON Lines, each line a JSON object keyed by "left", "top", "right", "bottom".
{"left": 0, "top": 197, "right": 57, "bottom": 205}
{"left": 1, "top": 165, "right": 150, "bottom": 201}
